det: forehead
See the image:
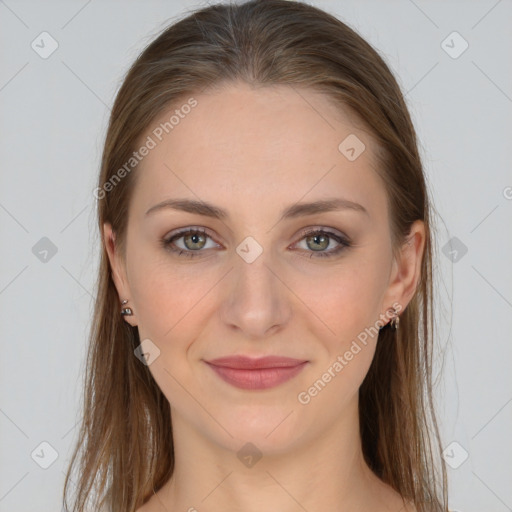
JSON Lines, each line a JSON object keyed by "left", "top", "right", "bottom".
{"left": 130, "top": 82, "right": 387, "bottom": 221}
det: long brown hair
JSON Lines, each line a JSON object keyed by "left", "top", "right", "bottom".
{"left": 62, "top": 1, "right": 449, "bottom": 510}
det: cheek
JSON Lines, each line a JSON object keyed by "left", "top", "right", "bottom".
{"left": 308, "top": 260, "right": 386, "bottom": 345}
{"left": 132, "top": 272, "right": 207, "bottom": 342}
{"left": 129, "top": 267, "right": 208, "bottom": 400}
{"left": 126, "top": 245, "right": 200, "bottom": 339}
{"left": 297, "top": 266, "right": 384, "bottom": 409}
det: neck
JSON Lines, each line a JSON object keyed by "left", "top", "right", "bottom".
{"left": 152, "top": 395, "right": 389, "bottom": 511}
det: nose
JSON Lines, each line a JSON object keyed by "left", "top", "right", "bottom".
{"left": 220, "top": 246, "right": 291, "bottom": 340}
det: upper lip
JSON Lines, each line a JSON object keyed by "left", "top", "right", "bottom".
{"left": 205, "top": 355, "right": 308, "bottom": 369}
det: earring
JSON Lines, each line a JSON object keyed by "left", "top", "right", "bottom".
{"left": 389, "top": 307, "right": 400, "bottom": 330}
{"left": 121, "top": 299, "right": 133, "bottom": 316}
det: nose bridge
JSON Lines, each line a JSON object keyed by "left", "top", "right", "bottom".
{"left": 221, "top": 235, "right": 289, "bottom": 337}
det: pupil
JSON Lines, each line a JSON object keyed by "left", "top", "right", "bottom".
{"left": 310, "top": 234, "right": 327, "bottom": 251}
{"left": 187, "top": 233, "right": 204, "bottom": 249}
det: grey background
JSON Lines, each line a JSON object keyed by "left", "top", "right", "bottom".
{"left": 1, "top": 1, "right": 511, "bottom": 511}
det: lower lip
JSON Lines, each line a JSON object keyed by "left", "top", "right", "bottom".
{"left": 206, "top": 362, "right": 308, "bottom": 390}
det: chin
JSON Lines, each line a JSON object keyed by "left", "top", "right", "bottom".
{"left": 204, "top": 402, "right": 307, "bottom": 455}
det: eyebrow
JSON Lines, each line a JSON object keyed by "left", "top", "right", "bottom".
{"left": 145, "top": 197, "right": 369, "bottom": 221}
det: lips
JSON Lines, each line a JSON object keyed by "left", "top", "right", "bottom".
{"left": 204, "top": 355, "right": 308, "bottom": 390}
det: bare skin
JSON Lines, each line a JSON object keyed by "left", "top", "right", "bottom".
{"left": 104, "top": 81, "right": 424, "bottom": 512}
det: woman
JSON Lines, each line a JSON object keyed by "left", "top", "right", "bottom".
{"left": 62, "top": 1, "right": 449, "bottom": 511}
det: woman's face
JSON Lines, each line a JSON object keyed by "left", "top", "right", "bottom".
{"left": 105, "top": 82, "right": 423, "bottom": 454}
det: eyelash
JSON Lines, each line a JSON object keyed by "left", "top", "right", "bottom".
{"left": 161, "top": 227, "right": 351, "bottom": 259}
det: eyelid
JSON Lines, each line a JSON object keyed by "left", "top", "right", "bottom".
{"left": 165, "top": 225, "right": 216, "bottom": 239}
{"left": 165, "top": 226, "right": 349, "bottom": 246}
{"left": 164, "top": 226, "right": 222, "bottom": 248}
{"left": 163, "top": 225, "right": 351, "bottom": 258}
{"left": 292, "top": 226, "right": 351, "bottom": 246}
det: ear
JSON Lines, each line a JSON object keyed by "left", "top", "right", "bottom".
{"left": 381, "top": 220, "right": 426, "bottom": 323}
{"left": 103, "top": 222, "right": 138, "bottom": 327}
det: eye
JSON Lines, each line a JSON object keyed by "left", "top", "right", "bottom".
{"left": 161, "top": 228, "right": 220, "bottom": 258}
{"left": 292, "top": 228, "right": 351, "bottom": 258}
{"left": 161, "top": 227, "right": 351, "bottom": 259}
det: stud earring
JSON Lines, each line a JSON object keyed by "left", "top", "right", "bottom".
{"left": 121, "top": 299, "right": 133, "bottom": 316}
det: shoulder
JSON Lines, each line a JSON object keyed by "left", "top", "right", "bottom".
{"left": 135, "top": 494, "right": 167, "bottom": 512}
{"left": 378, "top": 484, "right": 417, "bottom": 512}
{"left": 366, "top": 470, "right": 417, "bottom": 512}
{"left": 135, "top": 500, "right": 152, "bottom": 512}
{"left": 394, "top": 497, "right": 417, "bottom": 512}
